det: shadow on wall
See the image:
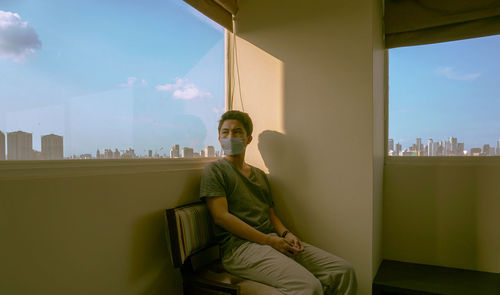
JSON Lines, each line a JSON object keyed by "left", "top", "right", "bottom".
{"left": 258, "top": 130, "right": 311, "bottom": 240}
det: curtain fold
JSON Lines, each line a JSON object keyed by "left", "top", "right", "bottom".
{"left": 385, "top": 0, "right": 500, "bottom": 48}
{"left": 184, "top": 0, "right": 238, "bottom": 32}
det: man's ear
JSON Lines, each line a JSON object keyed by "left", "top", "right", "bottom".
{"left": 246, "top": 135, "right": 253, "bottom": 145}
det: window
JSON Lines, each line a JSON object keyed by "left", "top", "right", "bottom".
{"left": 388, "top": 35, "right": 500, "bottom": 157}
{"left": 0, "top": 0, "right": 225, "bottom": 161}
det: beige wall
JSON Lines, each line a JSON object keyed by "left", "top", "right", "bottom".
{"left": 0, "top": 163, "right": 207, "bottom": 295}
{"left": 383, "top": 158, "right": 500, "bottom": 273}
{"left": 232, "top": 0, "right": 385, "bottom": 294}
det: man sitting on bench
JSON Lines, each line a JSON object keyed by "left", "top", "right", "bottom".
{"left": 200, "top": 110, "right": 357, "bottom": 295}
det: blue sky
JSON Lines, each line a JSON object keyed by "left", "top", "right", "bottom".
{"left": 0, "top": 0, "right": 225, "bottom": 156}
{"left": 389, "top": 35, "right": 500, "bottom": 151}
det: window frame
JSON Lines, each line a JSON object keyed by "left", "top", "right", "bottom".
{"left": 0, "top": 17, "right": 229, "bottom": 178}
{"left": 384, "top": 38, "right": 500, "bottom": 160}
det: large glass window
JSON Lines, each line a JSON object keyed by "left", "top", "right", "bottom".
{"left": 0, "top": 0, "right": 225, "bottom": 160}
{"left": 388, "top": 35, "right": 500, "bottom": 157}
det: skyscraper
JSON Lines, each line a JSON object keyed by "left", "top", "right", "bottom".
{"left": 427, "top": 138, "right": 434, "bottom": 156}
{"left": 41, "top": 134, "right": 63, "bottom": 160}
{"left": 450, "top": 137, "right": 458, "bottom": 154}
{"left": 7, "top": 131, "right": 33, "bottom": 160}
{"left": 483, "top": 144, "right": 491, "bottom": 156}
{"left": 416, "top": 138, "right": 422, "bottom": 153}
{"left": 0, "top": 131, "right": 5, "bottom": 160}
{"left": 388, "top": 139, "right": 394, "bottom": 153}
{"left": 205, "top": 145, "right": 215, "bottom": 157}
{"left": 182, "top": 147, "right": 193, "bottom": 158}
{"left": 497, "top": 139, "right": 500, "bottom": 156}
{"left": 170, "top": 144, "right": 180, "bottom": 158}
{"left": 395, "top": 143, "right": 402, "bottom": 156}
{"left": 457, "top": 143, "right": 464, "bottom": 156}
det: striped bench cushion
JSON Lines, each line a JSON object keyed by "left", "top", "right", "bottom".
{"left": 174, "top": 203, "right": 216, "bottom": 264}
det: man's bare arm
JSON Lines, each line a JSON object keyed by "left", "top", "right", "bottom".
{"left": 269, "top": 208, "right": 304, "bottom": 252}
{"left": 269, "top": 208, "right": 288, "bottom": 236}
{"left": 206, "top": 196, "right": 299, "bottom": 256}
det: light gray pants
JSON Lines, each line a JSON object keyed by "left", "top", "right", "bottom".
{"left": 222, "top": 234, "right": 357, "bottom": 295}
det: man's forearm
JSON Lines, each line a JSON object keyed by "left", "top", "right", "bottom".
{"left": 215, "top": 212, "right": 271, "bottom": 245}
{"left": 269, "top": 208, "right": 288, "bottom": 236}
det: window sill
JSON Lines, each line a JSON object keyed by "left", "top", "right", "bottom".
{"left": 0, "top": 158, "right": 218, "bottom": 180}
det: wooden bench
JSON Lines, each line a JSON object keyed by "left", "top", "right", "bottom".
{"left": 165, "top": 201, "right": 282, "bottom": 295}
{"left": 373, "top": 260, "right": 500, "bottom": 295}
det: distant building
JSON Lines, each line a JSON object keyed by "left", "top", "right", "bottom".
{"left": 122, "top": 148, "right": 136, "bottom": 159}
{"left": 450, "top": 137, "right": 458, "bottom": 154}
{"left": 205, "top": 145, "right": 215, "bottom": 157}
{"left": 41, "top": 134, "right": 63, "bottom": 160}
{"left": 457, "top": 143, "right": 464, "bottom": 156}
{"left": 182, "top": 147, "right": 193, "bottom": 158}
{"left": 114, "top": 148, "right": 120, "bottom": 159}
{"left": 416, "top": 138, "right": 422, "bottom": 153}
{"left": 427, "top": 139, "right": 434, "bottom": 156}
{"left": 395, "top": 143, "right": 402, "bottom": 156}
{"left": 148, "top": 150, "right": 153, "bottom": 158}
{"left": 388, "top": 139, "right": 394, "bottom": 154}
{"left": 104, "top": 149, "right": 113, "bottom": 159}
{"left": 200, "top": 150, "right": 206, "bottom": 157}
{"left": 0, "top": 131, "right": 5, "bottom": 160}
{"left": 96, "top": 149, "right": 101, "bottom": 159}
{"left": 470, "top": 148, "right": 482, "bottom": 156}
{"left": 170, "top": 144, "right": 180, "bottom": 158}
{"left": 483, "top": 144, "right": 491, "bottom": 156}
{"left": 497, "top": 139, "right": 500, "bottom": 156}
{"left": 7, "top": 131, "right": 33, "bottom": 160}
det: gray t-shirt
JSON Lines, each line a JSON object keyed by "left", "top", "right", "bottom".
{"left": 200, "top": 158, "right": 275, "bottom": 256}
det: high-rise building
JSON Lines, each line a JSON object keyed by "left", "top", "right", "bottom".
{"left": 497, "top": 139, "right": 500, "bottom": 156}
{"left": 104, "top": 149, "right": 113, "bottom": 159}
{"left": 170, "top": 144, "right": 180, "bottom": 158}
{"left": 205, "top": 145, "right": 215, "bottom": 157}
{"left": 450, "top": 137, "right": 458, "bottom": 154}
{"left": 0, "top": 131, "right": 5, "bottom": 160}
{"left": 114, "top": 148, "right": 120, "bottom": 159}
{"left": 388, "top": 139, "right": 394, "bottom": 153}
{"left": 96, "top": 149, "right": 101, "bottom": 159}
{"left": 470, "top": 147, "right": 482, "bottom": 156}
{"left": 41, "top": 134, "right": 63, "bottom": 160}
{"left": 427, "top": 138, "right": 434, "bottom": 156}
{"left": 416, "top": 138, "right": 422, "bottom": 153}
{"left": 483, "top": 144, "right": 491, "bottom": 156}
{"left": 7, "top": 131, "right": 33, "bottom": 160}
{"left": 182, "top": 147, "right": 193, "bottom": 158}
{"left": 148, "top": 150, "right": 153, "bottom": 158}
{"left": 457, "top": 143, "right": 464, "bottom": 156}
{"left": 395, "top": 143, "right": 402, "bottom": 156}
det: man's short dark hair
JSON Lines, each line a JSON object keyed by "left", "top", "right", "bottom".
{"left": 218, "top": 110, "right": 253, "bottom": 137}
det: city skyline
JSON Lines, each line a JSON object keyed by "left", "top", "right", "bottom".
{"left": 389, "top": 136, "right": 500, "bottom": 156}
{"left": 0, "top": 129, "right": 220, "bottom": 160}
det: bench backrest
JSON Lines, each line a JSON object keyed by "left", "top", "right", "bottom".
{"left": 165, "top": 202, "right": 217, "bottom": 268}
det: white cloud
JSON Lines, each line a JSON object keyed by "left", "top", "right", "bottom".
{"left": 0, "top": 10, "right": 41, "bottom": 61}
{"left": 119, "top": 77, "right": 137, "bottom": 87}
{"left": 436, "top": 66, "right": 480, "bottom": 81}
{"left": 119, "top": 77, "right": 147, "bottom": 88}
{"left": 156, "top": 78, "right": 212, "bottom": 100}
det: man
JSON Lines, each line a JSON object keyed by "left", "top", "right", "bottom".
{"left": 200, "top": 110, "right": 357, "bottom": 295}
